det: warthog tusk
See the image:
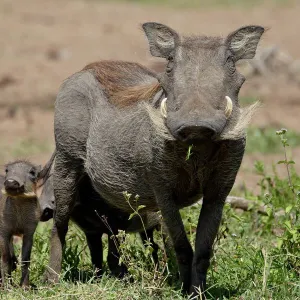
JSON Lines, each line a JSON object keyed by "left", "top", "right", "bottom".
{"left": 225, "top": 96, "right": 233, "bottom": 119}
{"left": 1, "top": 188, "right": 36, "bottom": 198}
{"left": 160, "top": 98, "right": 167, "bottom": 118}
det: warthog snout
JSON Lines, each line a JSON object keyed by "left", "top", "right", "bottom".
{"left": 176, "top": 123, "right": 216, "bottom": 142}
{"left": 4, "top": 178, "right": 24, "bottom": 194}
{"left": 39, "top": 174, "right": 55, "bottom": 222}
{"left": 165, "top": 95, "right": 233, "bottom": 143}
{"left": 170, "top": 108, "right": 227, "bottom": 143}
{"left": 40, "top": 207, "right": 54, "bottom": 222}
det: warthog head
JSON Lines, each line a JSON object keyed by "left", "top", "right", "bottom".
{"left": 142, "top": 23, "right": 265, "bottom": 143}
{"left": 39, "top": 174, "right": 55, "bottom": 222}
{"left": 3, "top": 161, "right": 41, "bottom": 197}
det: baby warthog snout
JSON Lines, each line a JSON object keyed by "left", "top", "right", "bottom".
{"left": 4, "top": 178, "right": 25, "bottom": 195}
{"left": 40, "top": 206, "right": 54, "bottom": 222}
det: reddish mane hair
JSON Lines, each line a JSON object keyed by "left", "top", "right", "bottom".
{"left": 83, "top": 61, "right": 162, "bottom": 107}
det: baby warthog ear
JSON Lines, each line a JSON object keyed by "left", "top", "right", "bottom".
{"left": 142, "top": 22, "right": 179, "bottom": 58}
{"left": 226, "top": 25, "right": 265, "bottom": 61}
{"left": 36, "top": 165, "right": 42, "bottom": 175}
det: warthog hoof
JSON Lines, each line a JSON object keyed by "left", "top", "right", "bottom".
{"left": 42, "top": 269, "right": 60, "bottom": 284}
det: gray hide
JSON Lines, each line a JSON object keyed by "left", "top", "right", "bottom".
{"left": 45, "top": 22, "right": 265, "bottom": 296}
{"left": 39, "top": 173, "right": 165, "bottom": 277}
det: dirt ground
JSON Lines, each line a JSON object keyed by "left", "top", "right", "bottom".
{"left": 0, "top": 0, "right": 300, "bottom": 194}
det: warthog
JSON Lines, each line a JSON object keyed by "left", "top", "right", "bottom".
{"left": 39, "top": 172, "right": 164, "bottom": 277}
{"left": 0, "top": 160, "right": 42, "bottom": 287}
{"left": 45, "top": 22, "right": 265, "bottom": 295}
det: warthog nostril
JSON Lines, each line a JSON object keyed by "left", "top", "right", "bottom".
{"left": 176, "top": 125, "right": 216, "bottom": 142}
{"left": 199, "top": 127, "right": 215, "bottom": 138}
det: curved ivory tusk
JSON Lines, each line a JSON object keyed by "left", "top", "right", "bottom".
{"left": 160, "top": 98, "right": 167, "bottom": 118}
{"left": 225, "top": 96, "right": 233, "bottom": 119}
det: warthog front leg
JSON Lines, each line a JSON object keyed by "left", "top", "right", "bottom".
{"left": 10, "top": 239, "right": 18, "bottom": 273}
{"left": 191, "top": 196, "right": 227, "bottom": 297}
{"left": 191, "top": 140, "right": 245, "bottom": 297}
{"left": 20, "top": 232, "right": 34, "bottom": 287}
{"left": 44, "top": 157, "right": 80, "bottom": 283}
{"left": 155, "top": 191, "right": 193, "bottom": 294}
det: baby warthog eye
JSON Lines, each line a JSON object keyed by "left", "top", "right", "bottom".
{"left": 29, "top": 168, "right": 36, "bottom": 178}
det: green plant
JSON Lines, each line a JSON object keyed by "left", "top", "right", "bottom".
{"left": 246, "top": 127, "right": 300, "bottom": 154}
{"left": 273, "top": 129, "right": 300, "bottom": 276}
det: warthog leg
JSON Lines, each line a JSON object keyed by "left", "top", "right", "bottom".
{"left": 191, "top": 140, "right": 245, "bottom": 297}
{"left": 190, "top": 196, "right": 226, "bottom": 297}
{"left": 107, "top": 234, "right": 128, "bottom": 278}
{"left": 0, "top": 235, "right": 13, "bottom": 286}
{"left": 10, "top": 239, "right": 18, "bottom": 272}
{"left": 85, "top": 232, "right": 104, "bottom": 277}
{"left": 20, "top": 233, "right": 34, "bottom": 287}
{"left": 155, "top": 191, "right": 193, "bottom": 294}
{"left": 45, "top": 155, "right": 80, "bottom": 283}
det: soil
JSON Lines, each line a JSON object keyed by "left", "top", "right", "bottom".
{"left": 0, "top": 0, "right": 299, "bottom": 195}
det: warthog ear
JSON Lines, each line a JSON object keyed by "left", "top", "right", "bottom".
{"left": 142, "top": 22, "right": 179, "bottom": 58}
{"left": 226, "top": 26, "right": 265, "bottom": 61}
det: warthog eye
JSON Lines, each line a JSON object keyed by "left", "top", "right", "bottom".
{"left": 166, "top": 55, "right": 174, "bottom": 74}
{"left": 5, "top": 168, "right": 8, "bottom": 173}
{"left": 29, "top": 168, "right": 36, "bottom": 178}
{"left": 167, "top": 55, "right": 174, "bottom": 61}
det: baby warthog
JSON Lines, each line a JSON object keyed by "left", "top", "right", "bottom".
{"left": 40, "top": 173, "right": 165, "bottom": 278}
{"left": 0, "top": 160, "right": 41, "bottom": 287}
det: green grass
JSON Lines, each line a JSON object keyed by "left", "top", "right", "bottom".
{"left": 246, "top": 127, "right": 300, "bottom": 154}
{"left": 1, "top": 131, "right": 300, "bottom": 299}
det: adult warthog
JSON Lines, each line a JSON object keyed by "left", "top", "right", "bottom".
{"left": 45, "top": 22, "right": 265, "bottom": 295}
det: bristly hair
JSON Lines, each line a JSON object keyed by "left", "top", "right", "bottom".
{"left": 5, "top": 159, "right": 37, "bottom": 168}
{"left": 83, "top": 61, "right": 162, "bottom": 107}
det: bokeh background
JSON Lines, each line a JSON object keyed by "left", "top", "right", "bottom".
{"left": 1, "top": 0, "right": 300, "bottom": 195}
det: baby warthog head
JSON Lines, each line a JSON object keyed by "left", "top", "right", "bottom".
{"left": 2, "top": 161, "right": 41, "bottom": 197}
{"left": 39, "top": 174, "right": 55, "bottom": 222}
{"left": 142, "top": 22, "right": 265, "bottom": 143}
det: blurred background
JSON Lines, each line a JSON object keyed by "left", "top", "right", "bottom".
{"left": 0, "top": 0, "right": 300, "bottom": 195}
